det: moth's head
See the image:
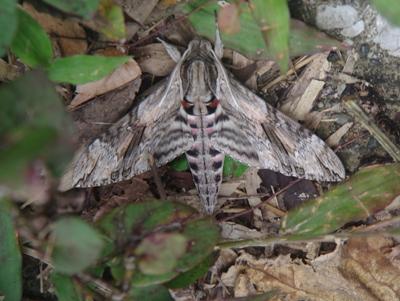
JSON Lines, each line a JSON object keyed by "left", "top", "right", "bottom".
{"left": 187, "top": 38, "right": 213, "bottom": 52}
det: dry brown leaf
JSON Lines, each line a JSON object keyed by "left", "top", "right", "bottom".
{"left": 218, "top": 3, "right": 241, "bottom": 35}
{"left": 340, "top": 236, "right": 400, "bottom": 300}
{"left": 220, "top": 237, "right": 400, "bottom": 301}
{"left": 326, "top": 122, "right": 354, "bottom": 147}
{"left": 71, "top": 77, "right": 141, "bottom": 141}
{"left": 0, "top": 59, "right": 20, "bottom": 81}
{"left": 115, "top": 0, "right": 159, "bottom": 23}
{"left": 69, "top": 59, "right": 141, "bottom": 109}
{"left": 23, "top": 3, "right": 87, "bottom": 56}
{"left": 135, "top": 43, "right": 176, "bottom": 76}
{"left": 220, "top": 222, "right": 264, "bottom": 240}
{"left": 280, "top": 53, "right": 330, "bottom": 122}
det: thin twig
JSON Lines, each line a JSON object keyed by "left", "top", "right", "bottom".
{"left": 343, "top": 98, "right": 400, "bottom": 162}
{"left": 220, "top": 179, "right": 301, "bottom": 222}
{"left": 148, "top": 154, "right": 167, "bottom": 200}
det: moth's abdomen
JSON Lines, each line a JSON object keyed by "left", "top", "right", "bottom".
{"left": 182, "top": 100, "right": 224, "bottom": 213}
{"left": 185, "top": 146, "right": 224, "bottom": 214}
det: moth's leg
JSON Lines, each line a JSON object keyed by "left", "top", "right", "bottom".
{"left": 157, "top": 37, "right": 182, "bottom": 62}
{"left": 214, "top": 10, "right": 224, "bottom": 59}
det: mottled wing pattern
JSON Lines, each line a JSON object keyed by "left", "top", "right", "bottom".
{"left": 59, "top": 71, "right": 193, "bottom": 191}
{"left": 211, "top": 68, "right": 345, "bottom": 182}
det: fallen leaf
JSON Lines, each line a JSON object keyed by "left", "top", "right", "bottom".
{"left": 218, "top": 3, "right": 241, "bottom": 35}
{"left": 71, "top": 76, "right": 141, "bottom": 140}
{"left": 69, "top": 59, "right": 141, "bottom": 109}
{"left": 135, "top": 43, "right": 176, "bottom": 76}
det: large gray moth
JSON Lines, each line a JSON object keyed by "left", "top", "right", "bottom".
{"left": 59, "top": 29, "right": 345, "bottom": 214}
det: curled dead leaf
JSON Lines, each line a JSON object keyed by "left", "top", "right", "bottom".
{"left": 69, "top": 59, "right": 141, "bottom": 109}
{"left": 218, "top": 3, "right": 241, "bottom": 35}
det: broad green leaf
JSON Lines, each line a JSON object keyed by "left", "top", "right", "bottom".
{"left": 281, "top": 164, "right": 400, "bottom": 238}
{"left": 0, "top": 0, "right": 17, "bottom": 57}
{"left": 41, "top": 0, "right": 100, "bottom": 18}
{"left": 170, "top": 155, "right": 248, "bottom": 178}
{"left": 47, "top": 55, "right": 130, "bottom": 84}
{"left": 97, "top": 0, "right": 125, "bottom": 40}
{"left": 135, "top": 233, "right": 187, "bottom": 275}
{"left": 169, "top": 155, "right": 189, "bottom": 172}
{"left": 11, "top": 7, "right": 53, "bottom": 67}
{"left": 130, "top": 285, "right": 173, "bottom": 301}
{"left": 52, "top": 217, "right": 104, "bottom": 275}
{"left": 371, "top": 0, "right": 400, "bottom": 26}
{"left": 166, "top": 252, "right": 215, "bottom": 289}
{"left": 0, "top": 199, "right": 22, "bottom": 301}
{"left": 223, "top": 156, "right": 248, "bottom": 178}
{"left": 51, "top": 273, "right": 84, "bottom": 301}
{"left": 249, "top": 0, "right": 290, "bottom": 71}
{"left": 184, "top": 1, "right": 343, "bottom": 61}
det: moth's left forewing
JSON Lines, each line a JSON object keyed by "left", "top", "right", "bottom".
{"left": 212, "top": 58, "right": 345, "bottom": 182}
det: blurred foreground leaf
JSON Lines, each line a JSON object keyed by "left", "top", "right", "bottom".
{"left": 51, "top": 273, "right": 84, "bottom": 301}
{"left": 184, "top": 0, "right": 343, "bottom": 61}
{"left": 0, "top": 0, "right": 17, "bottom": 57}
{"left": 0, "top": 71, "right": 70, "bottom": 185}
{"left": 97, "top": 200, "right": 219, "bottom": 287}
{"left": 166, "top": 252, "right": 215, "bottom": 289}
{"left": 0, "top": 199, "right": 22, "bottom": 301}
{"left": 130, "top": 285, "right": 173, "bottom": 301}
{"left": 96, "top": 0, "right": 125, "bottom": 40}
{"left": 135, "top": 233, "right": 187, "bottom": 275}
{"left": 42, "top": 0, "right": 100, "bottom": 18}
{"left": 48, "top": 55, "right": 130, "bottom": 84}
{"left": 52, "top": 217, "right": 104, "bottom": 275}
{"left": 11, "top": 7, "right": 53, "bottom": 68}
{"left": 371, "top": 0, "right": 400, "bottom": 27}
{"left": 281, "top": 164, "right": 400, "bottom": 238}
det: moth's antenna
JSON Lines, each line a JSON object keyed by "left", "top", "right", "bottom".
{"left": 157, "top": 37, "right": 182, "bottom": 63}
{"left": 214, "top": 10, "right": 224, "bottom": 59}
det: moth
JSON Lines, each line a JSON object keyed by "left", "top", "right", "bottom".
{"left": 60, "top": 29, "right": 345, "bottom": 214}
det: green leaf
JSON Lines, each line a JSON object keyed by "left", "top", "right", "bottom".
{"left": 0, "top": 70, "right": 64, "bottom": 136}
{"left": 41, "top": 0, "right": 100, "bottom": 18}
{"left": 281, "top": 164, "right": 400, "bottom": 238}
{"left": 0, "top": 0, "right": 17, "bottom": 57}
{"left": 0, "top": 199, "right": 22, "bottom": 301}
{"left": 0, "top": 71, "right": 71, "bottom": 184}
{"left": 371, "top": 0, "right": 400, "bottom": 26}
{"left": 130, "top": 285, "right": 173, "bottom": 301}
{"left": 249, "top": 0, "right": 290, "bottom": 72}
{"left": 47, "top": 55, "right": 130, "bottom": 84}
{"left": 223, "top": 156, "right": 248, "bottom": 178}
{"left": 51, "top": 273, "right": 84, "bottom": 301}
{"left": 135, "top": 233, "right": 187, "bottom": 275}
{"left": 169, "top": 155, "right": 189, "bottom": 172}
{"left": 184, "top": 1, "right": 343, "bottom": 61}
{"left": 166, "top": 252, "right": 215, "bottom": 289}
{"left": 175, "top": 218, "right": 219, "bottom": 271}
{"left": 11, "top": 7, "right": 53, "bottom": 68}
{"left": 97, "top": 0, "right": 125, "bottom": 40}
{"left": 52, "top": 217, "right": 104, "bottom": 275}
{"left": 0, "top": 126, "right": 57, "bottom": 184}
